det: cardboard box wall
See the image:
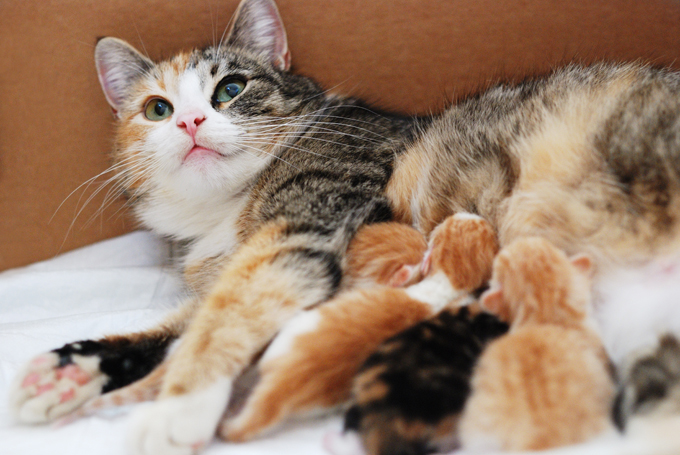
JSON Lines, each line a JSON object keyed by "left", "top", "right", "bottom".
{"left": 2, "top": 0, "right": 680, "bottom": 271}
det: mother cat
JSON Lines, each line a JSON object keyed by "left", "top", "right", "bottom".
{"left": 10, "top": 0, "right": 680, "bottom": 453}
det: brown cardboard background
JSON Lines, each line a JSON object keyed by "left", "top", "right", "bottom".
{"left": 2, "top": 0, "right": 680, "bottom": 270}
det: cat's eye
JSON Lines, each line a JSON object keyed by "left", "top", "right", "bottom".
{"left": 144, "top": 98, "right": 173, "bottom": 121}
{"left": 215, "top": 78, "right": 246, "bottom": 103}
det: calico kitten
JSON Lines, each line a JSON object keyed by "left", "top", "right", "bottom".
{"left": 222, "top": 213, "right": 498, "bottom": 442}
{"left": 458, "top": 237, "right": 615, "bottom": 452}
{"left": 10, "top": 0, "right": 680, "bottom": 453}
{"left": 335, "top": 306, "right": 509, "bottom": 455}
{"left": 13, "top": 1, "right": 418, "bottom": 452}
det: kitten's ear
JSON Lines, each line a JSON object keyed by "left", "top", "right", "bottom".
{"left": 225, "top": 0, "right": 291, "bottom": 71}
{"left": 95, "top": 37, "right": 154, "bottom": 118}
{"left": 389, "top": 264, "right": 419, "bottom": 287}
{"left": 570, "top": 253, "right": 593, "bottom": 276}
{"left": 480, "top": 286, "right": 505, "bottom": 317}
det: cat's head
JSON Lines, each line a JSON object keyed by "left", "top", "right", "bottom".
{"left": 480, "top": 237, "right": 593, "bottom": 327}
{"left": 94, "top": 0, "right": 321, "bottom": 238}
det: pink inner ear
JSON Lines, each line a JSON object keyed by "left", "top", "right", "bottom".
{"left": 570, "top": 253, "right": 593, "bottom": 276}
{"left": 420, "top": 247, "right": 433, "bottom": 276}
{"left": 389, "top": 264, "right": 417, "bottom": 287}
{"left": 480, "top": 287, "right": 504, "bottom": 315}
{"left": 276, "top": 48, "right": 292, "bottom": 72}
{"left": 96, "top": 61, "right": 122, "bottom": 111}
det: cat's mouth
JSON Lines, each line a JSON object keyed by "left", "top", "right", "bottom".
{"left": 183, "top": 145, "right": 225, "bottom": 162}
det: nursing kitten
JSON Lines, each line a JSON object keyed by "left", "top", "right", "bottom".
{"left": 222, "top": 213, "right": 498, "bottom": 442}
{"left": 336, "top": 306, "right": 508, "bottom": 455}
{"left": 459, "top": 237, "right": 615, "bottom": 452}
{"left": 10, "top": 0, "right": 680, "bottom": 453}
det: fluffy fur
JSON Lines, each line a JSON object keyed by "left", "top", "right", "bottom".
{"left": 459, "top": 238, "right": 615, "bottom": 451}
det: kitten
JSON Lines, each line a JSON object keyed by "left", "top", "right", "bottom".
{"left": 458, "top": 237, "right": 615, "bottom": 452}
{"left": 335, "top": 306, "right": 509, "bottom": 455}
{"left": 615, "top": 334, "right": 680, "bottom": 425}
{"left": 10, "top": 0, "right": 680, "bottom": 453}
{"left": 221, "top": 213, "right": 498, "bottom": 442}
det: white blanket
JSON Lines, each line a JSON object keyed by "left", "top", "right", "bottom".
{"left": 0, "top": 231, "right": 340, "bottom": 455}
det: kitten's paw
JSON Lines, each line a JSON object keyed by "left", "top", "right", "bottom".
{"left": 128, "top": 377, "right": 231, "bottom": 455}
{"left": 10, "top": 348, "right": 108, "bottom": 423}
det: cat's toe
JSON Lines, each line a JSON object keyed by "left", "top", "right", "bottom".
{"left": 127, "top": 377, "right": 231, "bottom": 455}
{"left": 10, "top": 350, "right": 108, "bottom": 423}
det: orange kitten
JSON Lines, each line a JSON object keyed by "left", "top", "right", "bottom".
{"left": 459, "top": 237, "right": 615, "bottom": 452}
{"left": 221, "top": 213, "right": 498, "bottom": 442}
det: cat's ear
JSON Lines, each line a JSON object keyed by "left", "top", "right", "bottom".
{"left": 95, "top": 37, "right": 154, "bottom": 118}
{"left": 389, "top": 264, "right": 419, "bottom": 287}
{"left": 570, "top": 253, "right": 593, "bottom": 276}
{"left": 225, "top": 0, "right": 291, "bottom": 71}
{"left": 480, "top": 286, "right": 506, "bottom": 318}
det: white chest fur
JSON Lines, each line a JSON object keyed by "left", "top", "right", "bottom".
{"left": 594, "top": 258, "right": 680, "bottom": 365}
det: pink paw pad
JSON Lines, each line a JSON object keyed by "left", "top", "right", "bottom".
{"left": 56, "top": 364, "right": 91, "bottom": 386}
{"left": 59, "top": 388, "right": 76, "bottom": 404}
{"left": 21, "top": 373, "right": 41, "bottom": 388}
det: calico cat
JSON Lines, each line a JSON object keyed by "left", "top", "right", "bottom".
{"left": 10, "top": 0, "right": 680, "bottom": 453}
{"left": 458, "top": 237, "right": 615, "bottom": 451}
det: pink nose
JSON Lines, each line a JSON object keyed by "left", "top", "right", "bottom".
{"left": 176, "top": 111, "right": 206, "bottom": 140}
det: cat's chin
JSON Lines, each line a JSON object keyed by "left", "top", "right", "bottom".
{"left": 183, "top": 146, "right": 225, "bottom": 163}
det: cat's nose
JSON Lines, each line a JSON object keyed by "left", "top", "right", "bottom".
{"left": 176, "top": 111, "right": 206, "bottom": 140}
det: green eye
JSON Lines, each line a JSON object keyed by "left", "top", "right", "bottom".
{"left": 215, "top": 78, "right": 246, "bottom": 103}
{"left": 144, "top": 98, "right": 173, "bottom": 121}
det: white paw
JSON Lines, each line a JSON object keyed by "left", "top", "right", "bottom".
{"left": 128, "top": 377, "right": 232, "bottom": 455}
{"left": 9, "top": 352, "right": 108, "bottom": 423}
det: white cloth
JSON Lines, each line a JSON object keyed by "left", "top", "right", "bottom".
{"left": 0, "top": 231, "right": 340, "bottom": 455}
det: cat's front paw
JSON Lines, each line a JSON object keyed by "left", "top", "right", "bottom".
{"left": 128, "top": 377, "right": 231, "bottom": 455}
{"left": 9, "top": 345, "right": 109, "bottom": 423}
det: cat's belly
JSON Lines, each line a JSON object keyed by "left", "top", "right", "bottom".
{"left": 594, "top": 258, "right": 680, "bottom": 365}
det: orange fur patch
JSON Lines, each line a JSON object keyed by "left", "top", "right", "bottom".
{"left": 221, "top": 287, "right": 433, "bottom": 442}
{"left": 461, "top": 237, "right": 613, "bottom": 451}
{"left": 345, "top": 222, "right": 427, "bottom": 288}
{"left": 428, "top": 215, "right": 498, "bottom": 291}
